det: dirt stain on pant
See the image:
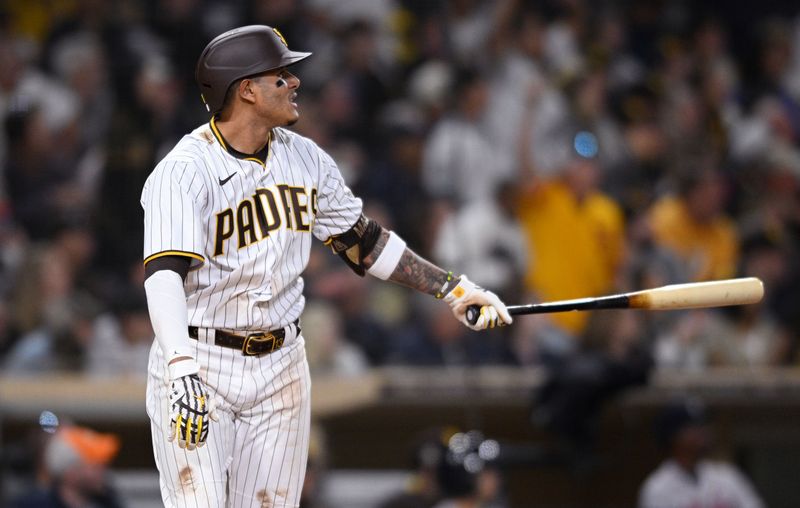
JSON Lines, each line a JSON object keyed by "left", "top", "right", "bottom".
{"left": 179, "top": 466, "right": 194, "bottom": 490}
{"left": 256, "top": 489, "right": 272, "bottom": 508}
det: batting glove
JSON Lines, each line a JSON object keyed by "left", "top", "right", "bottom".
{"left": 444, "top": 275, "right": 513, "bottom": 331}
{"left": 167, "top": 359, "right": 218, "bottom": 450}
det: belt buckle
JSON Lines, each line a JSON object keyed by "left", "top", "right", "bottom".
{"left": 242, "top": 332, "right": 283, "bottom": 356}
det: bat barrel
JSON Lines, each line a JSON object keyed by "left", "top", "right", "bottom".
{"left": 628, "top": 277, "right": 764, "bottom": 310}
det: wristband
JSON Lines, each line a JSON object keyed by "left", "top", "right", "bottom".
{"left": 366, "top": 231, "right": 406, "bottom": 280}
{"left": 168, "top": 357, "right": 201, "bottom": 380}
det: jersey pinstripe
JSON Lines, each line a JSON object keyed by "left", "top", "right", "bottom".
{"left": 141, "top": 121, "right": 363, "bottom": 331}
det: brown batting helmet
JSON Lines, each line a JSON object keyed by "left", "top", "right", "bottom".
{"left": 195, "top": 25, "right": 312, "bottom": 115}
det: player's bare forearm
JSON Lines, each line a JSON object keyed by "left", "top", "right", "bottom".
{"left": 389, "top": 249, "right": 452, "bottom": 295}
{"left": 363, "top": 229, "right": 451, "bottom": 296}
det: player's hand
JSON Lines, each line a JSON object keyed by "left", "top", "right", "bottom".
{"left": 443, "top": 275, "right": 512, "bottom": 331}
{"left": 167, "top": 361, "right": 218, "bottom": 450}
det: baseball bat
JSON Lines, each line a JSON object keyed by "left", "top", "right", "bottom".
{"left": 465, "top": 277, "right": 764, "bottom": 325}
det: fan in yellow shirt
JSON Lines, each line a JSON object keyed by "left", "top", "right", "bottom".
{"left": 517, "top": 157, "right": 625, "bottom": 335}
{"left": 648, "top": 168, "right": 738, "bottom": 282}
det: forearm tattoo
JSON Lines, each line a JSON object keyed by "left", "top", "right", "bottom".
{"left": 363, "top": 229, "right": 451, "bottom": 296}
{"left": 388, "top": 248, "right": 451, "bottom": 296}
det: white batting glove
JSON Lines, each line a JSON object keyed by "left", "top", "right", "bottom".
{"left": 167, "top": 359, "right": 218, "bottom": 450}
{"left": 443, "top": 275, "right": 513, "bottom": 331}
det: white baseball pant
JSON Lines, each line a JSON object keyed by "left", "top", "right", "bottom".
{"left": 146, "top": 328, "right": 311, "bottom": 508}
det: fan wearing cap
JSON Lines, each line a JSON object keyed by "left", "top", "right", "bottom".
{"left": 10, "top": 425, "right": 122, "bottom": 508}
{"left": 638, "top": 399, "right": 764, "bottom": 508}
{"left": 140, "top": 24, "right": 511, "bottom": 508}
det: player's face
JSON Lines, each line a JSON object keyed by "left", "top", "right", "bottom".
{"left": 253, "top": 68, "right": 301, "bottom": 127}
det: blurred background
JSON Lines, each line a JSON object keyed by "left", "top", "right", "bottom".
{"left": 1, "top": 0, "right": 800, "bottom": 506}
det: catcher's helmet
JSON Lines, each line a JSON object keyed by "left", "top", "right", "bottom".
{"left": 195, "top": 25, "right": 312, "bottom": 114}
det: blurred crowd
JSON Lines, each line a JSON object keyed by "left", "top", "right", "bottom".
{"left": 0, "top": 0, "right": 799, "bottom": 381}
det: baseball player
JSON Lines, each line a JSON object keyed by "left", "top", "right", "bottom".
{"left": 141, "top": 25, "right": 512, "bottom": 508}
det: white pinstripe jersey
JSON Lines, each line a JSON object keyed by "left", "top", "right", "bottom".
{"left": 141, "top": 119, "right": 362, "bottom": 331}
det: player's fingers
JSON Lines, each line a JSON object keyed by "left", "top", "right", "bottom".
{"left": 185, "top": 418, "right": 194, "bottom": 449}
{"left": 491, "top": 297, "right": 512, "bottom": 325}
{"left": 208, "top": 398, "right": 219, "bottom": 422}
{"left": 489, "top": 306, "right": 499, "bottom": 327}
{"left": 479, "top": 291, "right": 512, "bottom": 325}
{"left": 169, "top": 414, "right": 181, "bottom": 443}
{"left": 188, "top": 419, "right": 199, "bottom": 450}
{"left": 483, "top": 306, "right": 499, "bottom": 328}
{"left": 182, "top": 418, "right": 190, "bottom": 448}
{"left": 480, "top": 307, "right": 492, "bottom": 329}
{"left": 472, "top": 312, "right": 486, "bottom": 331}
{"left": 194, "top": 416, "right": 204, "bottom": 448}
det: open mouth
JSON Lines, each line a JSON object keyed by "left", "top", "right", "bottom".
{"left": 290, "top": 93, "right": 298, "bottom": 107}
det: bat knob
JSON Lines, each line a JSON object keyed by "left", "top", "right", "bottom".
{"left": 466, "top": 304, "right": 481, "bottom": 326}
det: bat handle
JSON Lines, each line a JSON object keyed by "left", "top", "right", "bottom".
{"left": 466, "top": 304, "right": 481, "bottom": 325}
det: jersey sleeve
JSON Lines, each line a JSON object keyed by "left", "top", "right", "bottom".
{"left": 141, "top": 159, "right": 207, "bottom": 268}
{"left": 312, "top": 147, "right": 363, "bottom": 241}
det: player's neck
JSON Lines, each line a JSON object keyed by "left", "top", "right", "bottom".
{"left": 214, "top": 115, "right": 272, "bottom": 155}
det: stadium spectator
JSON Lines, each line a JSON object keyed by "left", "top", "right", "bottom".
{"left": 639, "top": 398, "right": 765, "bottom": 508}
{"left": 422, "top": 67, "right": 511, "bottom": 205}
{"left": 303, "top": 301, "right": 369, "bottom": 377}
{"left": 85, "top": 289, "right": 152, "bottom": 378}
{"left": 516, "top": 153, "right": 626, "bottom": 336}
{"left": 647, "top": 164, "right": 739, "bottom": 282}
{"left": 433, "top": 180, "right": 527, "bottom": 296}
{"left": 9, "top": 424, "right": 123, "bottom": 508}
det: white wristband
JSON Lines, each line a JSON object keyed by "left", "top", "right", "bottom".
{"left": 367, "top": 231, "right": 406, "bottom": 280}
{"left": 168, "top": 358, "right": 201, "bottom": 380}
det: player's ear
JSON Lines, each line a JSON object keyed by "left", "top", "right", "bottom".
{"left": 238, "top": 79, "right": 258, "bottom": 105}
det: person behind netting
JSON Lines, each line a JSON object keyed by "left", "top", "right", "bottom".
{"left": 9, "top": 424, "right": 124, "bottom": 508}
{"left": 638, "top": 398, "right": 765, "bottom": 508}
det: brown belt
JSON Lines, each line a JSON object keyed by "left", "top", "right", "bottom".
{"left": 188, "top": 320, "right": 299, "bottom": 356}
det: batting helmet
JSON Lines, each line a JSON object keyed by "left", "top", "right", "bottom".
{"left": 195, "top": 25, "right": 312, "bottom": 115}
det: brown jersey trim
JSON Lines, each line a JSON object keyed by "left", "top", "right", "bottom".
{"left": 144, "top": 250, "right": 205, "bottom": 267}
